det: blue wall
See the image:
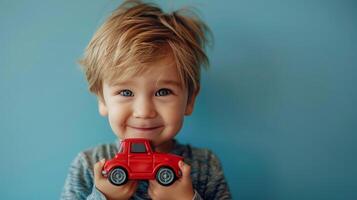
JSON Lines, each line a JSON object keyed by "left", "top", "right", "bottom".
{"left": 1, "top": 0, "right": 356, "bottom": 199}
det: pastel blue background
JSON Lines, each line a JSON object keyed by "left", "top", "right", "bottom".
{"left": 1, "top": 0, "right": 356, "bottom": 199}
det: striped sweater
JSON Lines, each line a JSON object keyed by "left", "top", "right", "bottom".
{"left": 61, "top": 139, "right": 231, "bottom": 200}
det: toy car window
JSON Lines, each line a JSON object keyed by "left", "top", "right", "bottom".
{"left": 131, "top": 143, "right": 147, "bottom": 153}
{"left": 118, "top": 144, "right": 123, "bottom": 153}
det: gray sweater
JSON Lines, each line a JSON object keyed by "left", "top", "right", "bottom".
{"left": 61, "top": 140, "right": 231, "bottom": 200}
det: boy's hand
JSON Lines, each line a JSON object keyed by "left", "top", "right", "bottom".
{"left": 148, "top": 161, "right": 194, "bottom": 200}
{"left": 94, "top": 159, "right": 138, "bottom": 200}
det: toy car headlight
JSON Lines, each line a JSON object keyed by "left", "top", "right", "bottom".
{"left": 101, "top": 170, "right": 107, "bottom": 176}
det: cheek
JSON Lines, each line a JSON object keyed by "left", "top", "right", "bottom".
{"left": 107, "top": 105, "right": 130, "bottom": 132}
{"left": 160, "top": 102, "right": 186, "bottom": 125}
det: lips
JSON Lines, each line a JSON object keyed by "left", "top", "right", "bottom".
{"left": 128, "top": 125, "right": 163, "bottom": 131}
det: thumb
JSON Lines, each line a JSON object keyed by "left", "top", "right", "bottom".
{"left": 94, "top": 158, "right": 106, "bottom": 181}
{"left": 178, "top": 160, "right": 191, "bottom": 180}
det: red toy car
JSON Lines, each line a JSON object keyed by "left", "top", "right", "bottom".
{"left": 101, "top": 138, "right": 183, "bottom": 186}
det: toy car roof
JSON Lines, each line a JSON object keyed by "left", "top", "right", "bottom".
{"left": 120, "top": 138, "right": 151, "bottom": 143}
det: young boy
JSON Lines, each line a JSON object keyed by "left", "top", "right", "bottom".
{"left": 61, "top": 0, "right": 231, "bottom": 199}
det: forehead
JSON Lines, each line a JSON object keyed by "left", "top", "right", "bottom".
{"left": 106, "top": 56, "right": 184, "bottom": 88}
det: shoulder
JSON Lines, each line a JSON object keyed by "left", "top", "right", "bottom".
{"left": 61, "top": 142, "right": 118, "bottom": 199}
{"left": 173, "top": 141, "right": 231, "bottom": 199}
{"left": 174, "top": 142, "right": 226, "bottom": 191}
{"left": 173, "top": 141, "right": 224, "bottom": 177}
{"left": 72, "top": 141, "right": 119, "bottom": 171}
{"left": 173, "top": 141, "right": 220, "bottom": 166}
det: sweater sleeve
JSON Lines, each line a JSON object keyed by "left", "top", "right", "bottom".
{"left": 203, "top": 150, "right": 232, "bottom": 200}
{"left": 60, "top": 152, "right": 107, "bottom": 200}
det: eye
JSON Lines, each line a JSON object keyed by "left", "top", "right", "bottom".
{"left": 118, "top": 89, "right": 133, "bottom": 97}
{"left": 155, "top": 88, "right": 172, "bottom": 96}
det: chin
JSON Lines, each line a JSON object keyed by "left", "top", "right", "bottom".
{"left": 123, "top": 132, "right": 158, "bottom": 140}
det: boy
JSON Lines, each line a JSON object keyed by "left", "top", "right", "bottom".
{"left": 61, "top": 0, "right": 231, "bottom": 199}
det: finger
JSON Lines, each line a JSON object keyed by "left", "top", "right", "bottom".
{"left": 179, "top": 160, "right": 191, "bottom": 180}
{"left": 148, "top": 186, "right": 153, "bottom": 198}
{"left": 129, "top": 180, "right": 139, "bottom": 190}
{"left": 128, "top": 181, "right": 139, "bottom": 196}
{"left": 94, "top": 158, "right": 106, "bottom": 181}
{"left": 148, "top": 182, "right": 155, "bottom": 198}
{"left": 121, "top": 180, "right": 136, "bottom": 194}
{"left": 131, "top": 181, "right": 139, "bottom": 194}
{"left": 148, "top": 179, "right": 158, "bottom": 188}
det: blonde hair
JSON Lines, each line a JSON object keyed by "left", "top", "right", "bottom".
{"left": 79, "top": 0, "right": 212, "bottom": 100}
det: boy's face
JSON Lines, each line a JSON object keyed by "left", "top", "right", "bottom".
{"left": 98, "top": 56, "right": 198, "bottom": 151}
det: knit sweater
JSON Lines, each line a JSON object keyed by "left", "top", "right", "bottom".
{"left": 61, "top": 139, "right": 231, "bottom": 200}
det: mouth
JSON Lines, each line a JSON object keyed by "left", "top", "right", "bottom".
{"left": 128, "top": 125, "right": 163, "bottom": 131}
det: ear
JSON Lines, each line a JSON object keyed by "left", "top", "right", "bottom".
{"left": 185, "top": 86, "right": 200, "bottom": 116}
{"left": 98, "top": 97, "right": 108, "bottom": 116}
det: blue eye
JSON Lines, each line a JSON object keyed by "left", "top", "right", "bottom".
{"left": 155, "top": 88, "right": 172, "bottom": 96}
{"left": 119, "top": 89, "right": 133, "bottom": 97}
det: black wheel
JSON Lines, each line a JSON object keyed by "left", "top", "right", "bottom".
{"left": 156, "top": 167, "right": 176, "bottom": 186}
{"left": 108, "top": 167, "right": 128, "bottom": 186}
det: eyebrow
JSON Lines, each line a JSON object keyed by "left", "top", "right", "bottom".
{"left": 110, "top": 80, "right": 182, "bottom": 88}
{"left": 156, "top": 80, "right": 182, "bottom": 88}
{"left": 111, "top": 80, "right": 134, "bottom": 87}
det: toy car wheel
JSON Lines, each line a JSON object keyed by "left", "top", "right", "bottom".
{"left": 156, "top": 167, "right": 175, "bottom": 186}
{"left": 109, "top": 167, "right": 128, "bottom": 186}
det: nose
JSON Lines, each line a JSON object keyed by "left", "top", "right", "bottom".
{"left": 132, "top": 96, "right": 157, "bottom": 119}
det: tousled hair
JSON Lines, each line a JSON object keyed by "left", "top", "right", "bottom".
{"left": 79, "top": 0, "right": 212, "bottom": 100}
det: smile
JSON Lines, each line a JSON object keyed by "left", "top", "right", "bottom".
{"left": 128, "top": 126, "right": 163, "bottom": 131}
